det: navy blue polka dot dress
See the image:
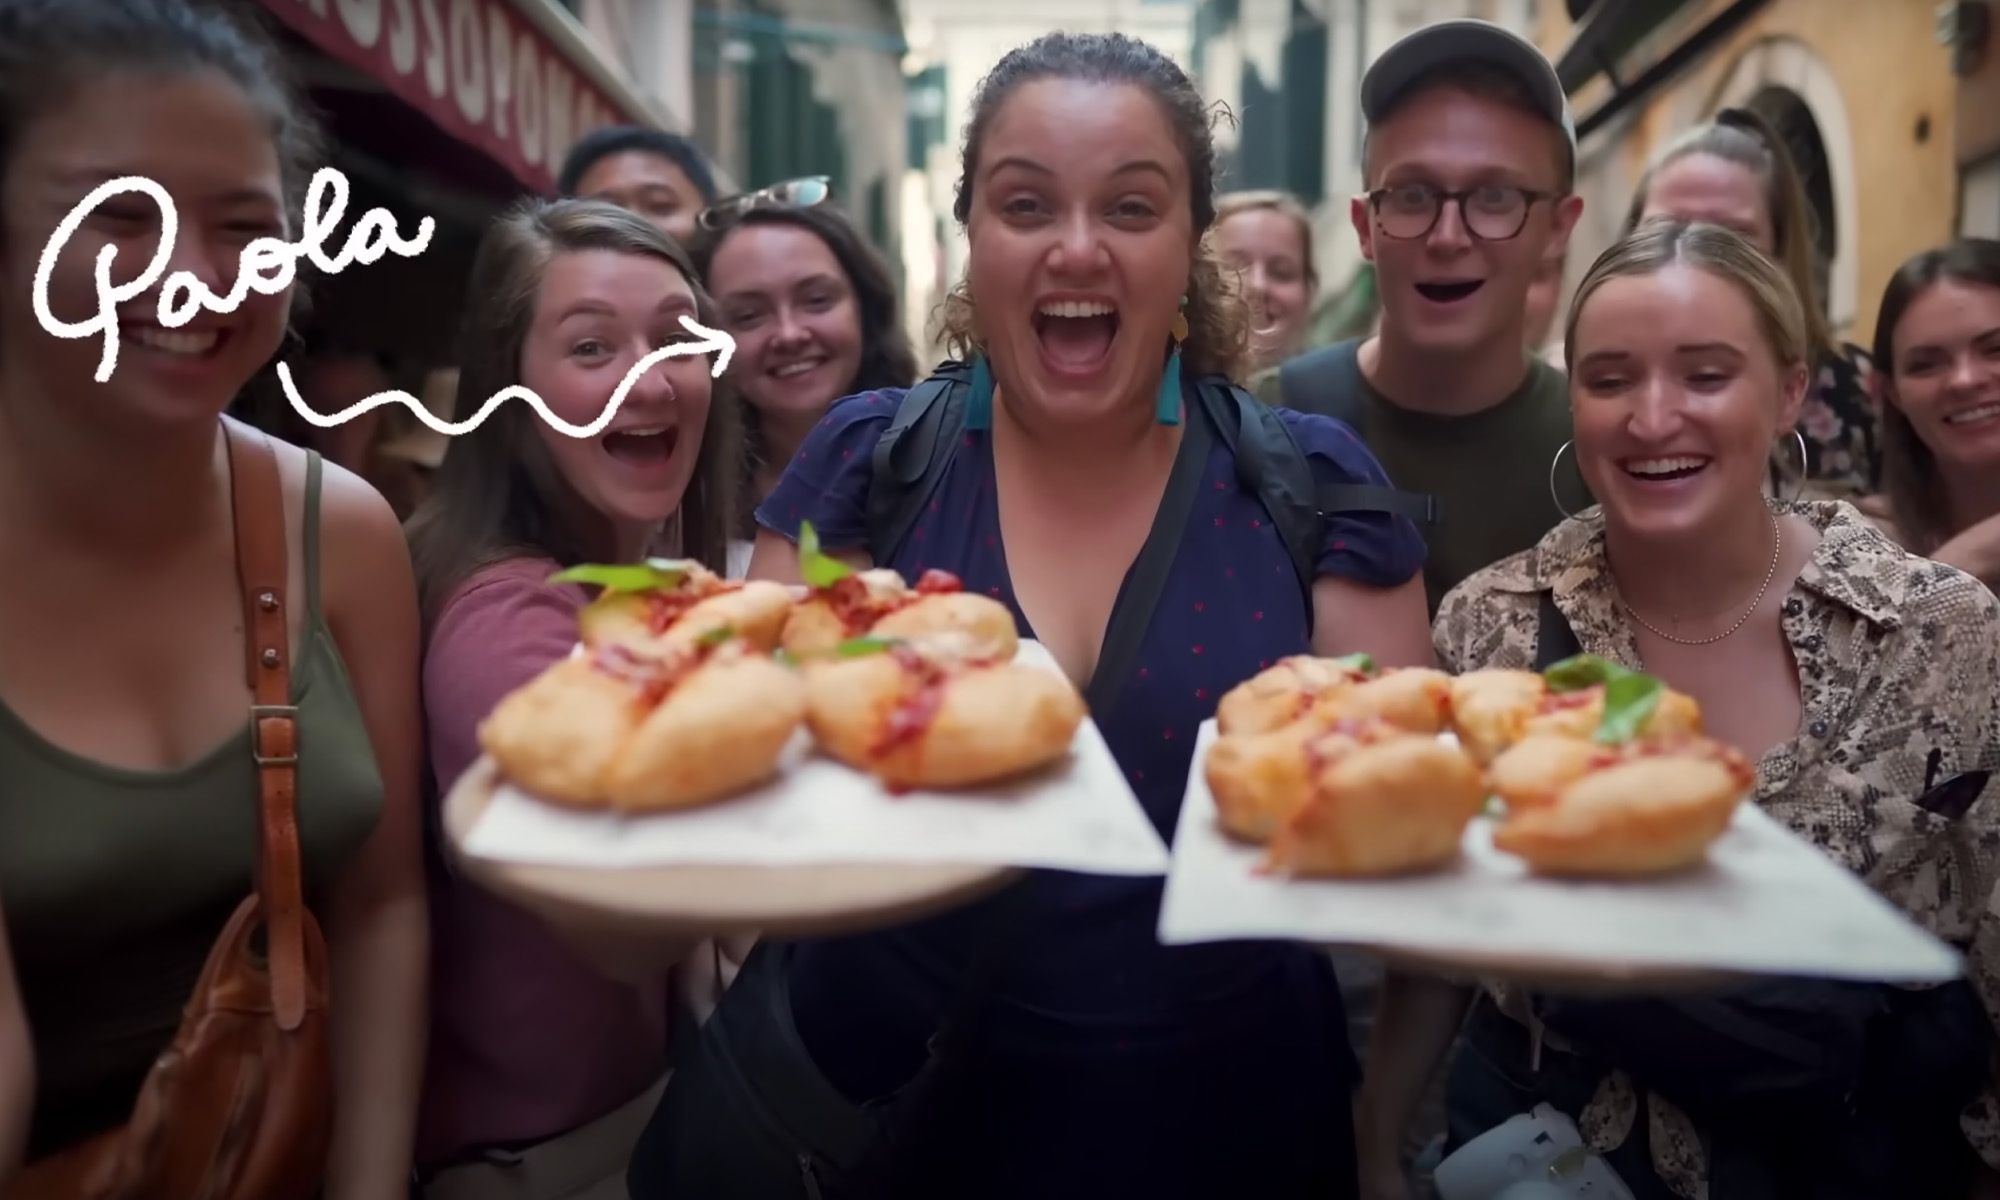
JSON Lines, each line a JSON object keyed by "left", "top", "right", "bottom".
{"left": 757, "top": 384, "right": 1426, "bottom": 1199}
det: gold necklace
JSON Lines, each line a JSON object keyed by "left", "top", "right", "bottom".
{"left": 1620, "top": 514, "right": 1783, "bottom": 646}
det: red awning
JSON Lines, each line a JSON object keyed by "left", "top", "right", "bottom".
{"left": 255, "top": 0, "right": 660, "bottom": 193}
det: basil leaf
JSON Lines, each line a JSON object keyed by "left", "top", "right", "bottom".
{"left": 797, "top": 520, "right": 854, "bottom": 589}
{"left": 696, "top": 625, "right": 736, "bottom": 648}
{"left": 1543, "top": 653, "right": 1633, "bottom": 692}
{"left": 774, "top": 648, "right": 799, "bottom": 667}
{"left": 1596, "top": 671, "right": 1664, "bottom": 744}
{"left": 1333, "top": 652, "right": 1377, "bottom": 675}
{"left": 548, "top": 560, "right": 688, "bottom": 593}
{"left": 834, "top": 636, "right": 898, "bottom": 657}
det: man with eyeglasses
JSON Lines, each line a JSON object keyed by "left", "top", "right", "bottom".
{"left": 1260, "top": 23, "right": 1593, "bottom": 1200}
{"left": 1266, "top": 20, "right": 1589, "bottom": 616}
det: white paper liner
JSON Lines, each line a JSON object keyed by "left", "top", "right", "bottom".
{"left": 1157, "top": 720, "right": 1961, "bottom": 982}
{"left": 461, "top": 640, "right": 1170, "bottom": 875}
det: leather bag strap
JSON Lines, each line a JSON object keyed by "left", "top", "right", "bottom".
{"left": 223, "top": 421, "right": 310, "bottom": 1032}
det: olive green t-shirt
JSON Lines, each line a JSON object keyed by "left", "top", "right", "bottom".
{"left": 1258, "top": 341, "right": 1591, "bottom": 614}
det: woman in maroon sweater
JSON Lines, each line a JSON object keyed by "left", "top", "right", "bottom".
{"left": 405, "top": 198, "right": 741, "bottom": 1197}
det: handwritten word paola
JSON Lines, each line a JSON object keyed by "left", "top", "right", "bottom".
{"left": 34, "top": 167, "right": 433, "bottom": 384}
{"left": 31, "top": 166, "right": 737, "bottom": 440}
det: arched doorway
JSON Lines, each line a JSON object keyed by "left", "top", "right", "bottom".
{"left": 1704, "top": 35, "right": 1861, "bottom": 333}
{"left": 1748, "top": 85, "right": 1837, "bottom": 323}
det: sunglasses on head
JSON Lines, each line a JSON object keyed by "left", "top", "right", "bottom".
{"left": 696, "top": 175, "right": 832, "bottom": 232}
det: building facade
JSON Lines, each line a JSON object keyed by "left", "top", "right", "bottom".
{"left": 687, "top": 0, "right": 911, "bottom": 258}
{"left": 251, "top": 0, "right": 689, "bottom": 373}
{"left": 1539, "top": 0, "right": 1988, "bottom": 349}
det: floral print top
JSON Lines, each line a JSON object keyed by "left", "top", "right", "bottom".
{"left": 1433, "top": 501, "right": 2000, "bottom": 1196}
{"left": 1781, "top": 343, "right": 1881, "bottom": 502}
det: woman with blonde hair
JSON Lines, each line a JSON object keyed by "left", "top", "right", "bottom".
{"left": 1214, "top": 189, "right": 1320, "bottom": 373}
{"left": 1625, "top": 106, "right": 1878, "bottom": 501}
{"left": 1356, "top": 219, "right": 2000, "bottom": 1200}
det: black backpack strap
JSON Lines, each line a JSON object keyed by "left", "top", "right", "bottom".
{"left": 865, "top": 363, "right": 970, "bottom": 562}
{"left": 877, "top": 367, "right": 1220, "bottom": 1163}
{"left": 1085, "top": 369, "right": 1219, "bottom": 717}
{"left": 1534, "top": 589, "right": 1582, "bottom": 669}
{"left": 1277, "top": 340, "right": 1367, "bottom": 431}
{"left": 1197, "top": 381, "right": 1321, "bottom": 608}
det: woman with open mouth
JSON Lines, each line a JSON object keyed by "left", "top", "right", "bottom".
{"left": 1860, "top": 237, "right": 2000, "bottom": 593}
{"left": 634, "top": 29, "right": 1434, "bottom": 1200}
{"left": 691, "top": 187, "right": 919, "bottom": 577}
{"left": 0, "top": 1, "right": 427, "bottom": 1194}
{"left": 1364, "top": 219, "right": 2000, "bottom": 1200}
{"left": 404, "top": 199, "right": 741, "bottom": 1198}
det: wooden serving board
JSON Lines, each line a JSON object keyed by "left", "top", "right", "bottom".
{"left": 443, "top": 755, "right": 1021, "bottom": 941}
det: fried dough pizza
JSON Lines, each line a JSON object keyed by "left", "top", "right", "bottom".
{"left": 1215, "top": 655, "right": 1374, "bottom": 735}
{"left": 802, "top": 634, "right": 1083, "bottom": 791}
{"left": 780, "top": 523, "right": 1018, "bottom": 661}
{"left": 1207, "top": 718, "right": 1485, "bottom": 877}
{"left": 1447, "top": 663, "right": 1702, "bottom": 764}
{"left": 1490, "top": 736, "right": 1754, "bottom": 876}
{"left": 560, "top": 559, "right": 794, "bottom": 654}
{"left": 481, "top": 634, "right": 804, "bottom": 812}
{"left": 1216, "top": 654, "right": 1453, "bottom": 738}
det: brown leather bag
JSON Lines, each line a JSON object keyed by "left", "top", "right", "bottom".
{"left": 10, "top": 424, "right": 335, "bottom": 1199}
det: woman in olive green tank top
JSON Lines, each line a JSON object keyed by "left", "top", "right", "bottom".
{"left": 0, "top": 2, "right": 428, "bottom": 1192}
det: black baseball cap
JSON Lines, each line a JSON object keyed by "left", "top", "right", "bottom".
{"left": 1360, "top": 19, "right": 1577, "bottom": 154}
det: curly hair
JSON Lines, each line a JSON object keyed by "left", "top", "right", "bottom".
{"left": 934, "top": 32, "right": 1249, "bottom": 381}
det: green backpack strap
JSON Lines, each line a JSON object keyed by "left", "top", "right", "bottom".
{"left": 1193, "top": 378, "right": 1439, "bottom": 634}
{"left": 865, "top": 363, "right": 970, "bottom": 563}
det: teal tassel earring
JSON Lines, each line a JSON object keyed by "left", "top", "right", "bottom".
{"left": 1156, "top": 295, "right": 1189, "bottom": 426}
{"left": 966, "top": 355, "right": 995, "bottom": 431}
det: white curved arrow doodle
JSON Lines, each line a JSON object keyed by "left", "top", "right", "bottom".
{"left": 278, "top": 316, "right": 736, "bottom": 439}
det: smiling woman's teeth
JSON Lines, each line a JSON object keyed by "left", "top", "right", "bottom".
{"left": 771, "top": 360, "right": 823, "bottom": 378}
{"left": 1945, "top": 402, "right": 2000, "bottom": 425}
{"left": 1037, "top": 300, "right": 1115, "bottom": 318}
{"left": 1626, "top": 456, "right": 1709, "bottom": 477}
{"left": 130, "top": 326, "right": 218, "bottom": 356}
